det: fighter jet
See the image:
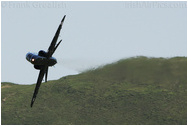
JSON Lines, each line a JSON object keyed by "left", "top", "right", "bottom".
{"left": 26, "top": 15, "right": 66, "bottom": 107}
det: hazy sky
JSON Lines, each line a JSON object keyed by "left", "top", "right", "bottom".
{"left": 1, "top": 1, "right": 187, "bottom": 84}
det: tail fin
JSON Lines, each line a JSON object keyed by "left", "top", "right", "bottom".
{"left": 45, "top": 67, "right": 48, "bottom": 82}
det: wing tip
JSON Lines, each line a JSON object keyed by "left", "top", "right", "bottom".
{"left": 30, "top": 102, "right": 33, "bottom": 107}
{"left": 30, "top": 97, "right": 35, "bottom": 107}
{"left": 61, "top": 15, "right": 66, "bottom": 24}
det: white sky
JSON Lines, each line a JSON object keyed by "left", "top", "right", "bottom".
{"left": 1, "top": 1, "right": 187, "bottom": 84}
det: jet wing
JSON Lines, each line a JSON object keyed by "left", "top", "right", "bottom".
{"left": 47, "top": 15, "right": 66, "bottom": 58}
{"left": 30, "top": 65, "right": 48, "bottom": 107}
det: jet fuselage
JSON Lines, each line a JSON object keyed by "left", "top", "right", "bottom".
{"left": 26, "top": 15, "right": 66, "bottom": 107}
{"left": 26, "top": 52, "right": 57, "bottom": 67}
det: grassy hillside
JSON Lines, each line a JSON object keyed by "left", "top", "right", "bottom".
{"left": 1, "top": 56, "right": 187, "bottom": 125}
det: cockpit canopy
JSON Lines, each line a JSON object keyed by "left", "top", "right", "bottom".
{"left": 38, "top": 50, "right": 47, "bottom": 57}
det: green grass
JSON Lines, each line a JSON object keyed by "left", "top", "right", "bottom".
{"left": 1, "top": 56, "right": 187, "bottom": 125}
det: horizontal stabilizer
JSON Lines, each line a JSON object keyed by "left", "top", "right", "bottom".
{"left": 52, "top": 40, "right": 62, "bottom": 55}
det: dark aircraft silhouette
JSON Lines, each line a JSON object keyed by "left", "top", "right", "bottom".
{"left": 26, "top": 15, "right": 66, "bottom": 107}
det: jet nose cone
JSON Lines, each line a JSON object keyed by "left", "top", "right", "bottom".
{"left": 54, "top": 59, "right": 57, "bottom": 64}
{"left": 48, "top": 57, "right": 57, "bottom": 66}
